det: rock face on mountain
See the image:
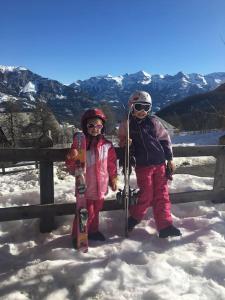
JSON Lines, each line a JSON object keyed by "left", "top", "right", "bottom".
{"left": 1, "top": 66, "right": 225, "bottom": 125}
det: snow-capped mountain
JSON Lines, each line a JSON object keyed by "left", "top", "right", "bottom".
{"left": 0, "top": 65, "right": 67, "bottom": 103}
{"left": 0, "top": 65, "right": 88, "bottom": 124}
{"left": 0, "top": 65, "right": 225, "bottom": 124}
{"left": 71, "top": 70, "right": 225, "bottom": 111}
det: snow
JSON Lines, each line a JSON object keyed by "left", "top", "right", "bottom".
{"left": 56, "top": 95, "right": 67, "bottom": 100}
{"left": 124, "top": 71, "right": 152, "bottom": 85}
{"left": 172, "top": 129, "right": 225, "bottom": 146}
{"left": 0, "top": 93, "right": 18, "bottom": 103}
{"left": 215, "top": 79, "right": 222, "bottom": 84}
{"left": 1, "top": 131, "right": 225, "bottom": 299}
{"left": 0, "top": 66, "right": 27, "bottom": 73}
{"left": 110, "top": 76, "right": 123, "bottom": 85}
{"left": 20, "top": 82, "right": 37, "bottom": 94}
{"left": 188, "top": 73, "right": 207, "bottom": 86}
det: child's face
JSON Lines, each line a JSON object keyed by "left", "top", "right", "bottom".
{"left": 132, "top": 102, "right": 151, "bottom": 119}
{"left": 86, "top": 118, "right": 103, "bottom": 136}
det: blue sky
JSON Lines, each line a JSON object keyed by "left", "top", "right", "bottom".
{"left": 1, "top": 0, "right": 225, "bottom": 84}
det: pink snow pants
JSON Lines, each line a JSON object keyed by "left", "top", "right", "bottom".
{"left": 129, "top": 163, "right": 173, "bottom": 231}
{"left": 72, "top": 199, "right": 104, "bottom": 237}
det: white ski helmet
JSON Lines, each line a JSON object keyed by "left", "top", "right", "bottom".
{"left": 128, "top": 90, "right": 152, "bottom": 107}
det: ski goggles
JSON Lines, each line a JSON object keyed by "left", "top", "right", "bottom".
{"left": 133, "top": 103, "right": 151, "bottom": 112}
{"left": 87, "top": 123, "right": 103, "bottom": 130}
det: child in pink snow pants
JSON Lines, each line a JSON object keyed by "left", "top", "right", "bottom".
{"left": 66, "top": 108, "right": 117, "bottom": 247}
{"left": 119, "top": 91, "right": 181, "bottom": 238}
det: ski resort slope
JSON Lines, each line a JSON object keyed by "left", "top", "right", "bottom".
{"left": 1, "top": 131, "right": 225, "bottom": 300}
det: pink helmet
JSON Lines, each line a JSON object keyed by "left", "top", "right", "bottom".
{"left": 128, "top": 90, "right": 152, "bottom": 107}
{"left": 81, "top": 108, "right": 106, "bottom": 135}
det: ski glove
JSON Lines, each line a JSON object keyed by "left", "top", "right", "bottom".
{"left": 66, "top": 149, "right": 78, "bottom": 160}
{"left": 166, "top": 160, "right": 175, "bottom": 180}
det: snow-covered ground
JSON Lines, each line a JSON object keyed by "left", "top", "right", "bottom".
{"left": 1, "top": 131, "right": 225, "bottom": 300}
{"left": 172, "top": 129, "right": 225, "bottom": 146}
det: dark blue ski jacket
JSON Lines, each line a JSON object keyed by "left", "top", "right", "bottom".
{"left": 119, "top": 115, "right": 173, "bottom": 167}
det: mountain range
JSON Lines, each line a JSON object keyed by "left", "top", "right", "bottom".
{"left": 0, "top": 65, "right": 225, "bottom": 124}
{"left": 71, "top": 70, "right": 225, "bottom": 111}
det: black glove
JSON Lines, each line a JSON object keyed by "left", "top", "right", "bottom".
{"left": 166, "top": 163, "right": 173, "bottom": 180}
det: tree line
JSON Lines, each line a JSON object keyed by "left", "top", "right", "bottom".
{"left": 0, "top": 98, "right": 117, "bottom": 147}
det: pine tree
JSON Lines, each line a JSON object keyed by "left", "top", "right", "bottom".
{"left": 99, "top": 102, "right": 116, "bottom": 134}
{"left": 32, "top": 101, "right": 61, "bottom": 143}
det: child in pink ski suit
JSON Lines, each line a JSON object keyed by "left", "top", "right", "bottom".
{"left": 119, "top": 91, "right": 181, "bottom": 238}
{"left": 66, "top": 108, "right": 117, "bottom": 245}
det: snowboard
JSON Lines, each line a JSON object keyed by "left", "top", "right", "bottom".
{"left": 73, "top": 132, "right": 88, "bottom": 252}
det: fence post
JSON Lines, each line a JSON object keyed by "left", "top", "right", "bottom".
{"left": 2, "top": 166, "right": 5, "bottom": 175}
{"left": 39, "top": 161, "right": 55, "bottom": 232}
{"left": 213, "top": 140, "right": 225, "bottom": 203}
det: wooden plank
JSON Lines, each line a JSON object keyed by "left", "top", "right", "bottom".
{"left": 0, "top": 145, "right": 224, "bottom": 162}
{"left": 2, "top": 167, "right": 5, "bottom": 175}
{"left": 0, "top": 148, "right": 69, "bottom": 162}
{"left": 170, "top": 189, "right": 225, "bottom": 204}
{"left": 0, "top": 201, "right": 123, "bottom": 222}
{"left": 0, "top": 203, "right": 76, "bottom": 222}
{"left": 115, "top": 145, "right": 222, "bottom": 159}
{"left": 213, "top": 154, "right": 225, "bottom": 190}
{"left": 172, "top": 145, "right": 223, "bottom": 158}
{"left": 0, "top": 190, "right": 224, "bottom": 222}
{"left": 39, "top": 161, "right": 55, "bottom": 232}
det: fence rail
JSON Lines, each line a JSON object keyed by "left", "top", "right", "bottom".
{"left": 0, "top": 145, "right": 224, "bottom": 162}
{"left": 0, "top": 161, "right": 39, "bottom": 174}
{"left": 0, "top": 145, "right": 225, "bottom": 232}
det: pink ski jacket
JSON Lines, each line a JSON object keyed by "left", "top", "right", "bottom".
{"left": 65, "top": 134, "right": 117, "bottom": 200}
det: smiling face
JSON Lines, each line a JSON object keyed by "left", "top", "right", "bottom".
{"left": 132, "top": 109, "right": 148, "bottom": 119}
{"left": 86, "top": 117, "right": 103, "bottom": 136}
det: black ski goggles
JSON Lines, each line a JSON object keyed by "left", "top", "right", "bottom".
{"left": 133, "top": 103, "right": 151, "bottom": 112}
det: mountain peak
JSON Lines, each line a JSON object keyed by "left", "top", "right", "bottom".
{"left": 126, "top": 70, "right": 151, "bottom": 78}
{"left": 136, "top": 70, "right": 151, "bottom": 77}
{"left": 123, "top": 70, "right": 151, "bottom": 85}
{"left": 0, "top": 65, "right": 28, "bottom": 73}
{"left": 174, "top": 71, "right": 188, "bottom": 78}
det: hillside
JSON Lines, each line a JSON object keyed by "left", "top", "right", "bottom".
{"left": 157, "top": 83, "right": 225, "bottom": 131}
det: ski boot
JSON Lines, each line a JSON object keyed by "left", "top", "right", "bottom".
{"left": 159, "top": 225, "right": 181, "bottom": 238}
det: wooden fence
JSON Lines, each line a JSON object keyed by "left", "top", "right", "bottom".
{"left": 0, "top": 145, "right": 225, "bottom": 232}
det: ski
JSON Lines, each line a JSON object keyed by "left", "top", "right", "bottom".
{"left": 124, "top": 111, "right": 131, "bottom": 237}
{"left": 74, "top": 132, "right": 88, "bottom": 252}
{"left": 117, "top": 109, "right": 138, "bottom": 237}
